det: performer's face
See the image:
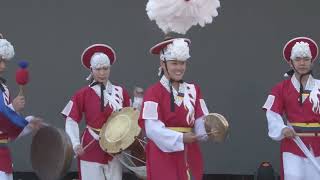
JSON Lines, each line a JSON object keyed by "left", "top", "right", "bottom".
{"left": 91, "top": 66, "right": 110, "bottom": 83}
{"left": 0, "top": 59, "right": 6, "bottom": 75}
{"left": 291, "top": 57, "right": 312, "bottom": 75}
{"left": 161, "top": 60, "right": 186, "bottom": 81}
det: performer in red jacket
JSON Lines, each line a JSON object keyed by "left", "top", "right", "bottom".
{"left": 0, "top": 34, "right": 42, "bottom": 180}
{"left": 62, "top": 44, "right": 131, "bottom": 180}
{"left": 139, "top": 38, "right": 212, "bottom": 180}
{"left": 263, "top": 37, "right": 320, "bottom": 180}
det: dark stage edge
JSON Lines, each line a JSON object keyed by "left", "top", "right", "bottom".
{"left": 13, "top": 172, "right": 280, "bottom": 180}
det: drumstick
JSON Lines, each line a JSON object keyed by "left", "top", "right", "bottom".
{"left": 196, "top": 131, "right": 215, "bottom": 138}
{"left": 74, "top": 138, "right": 95, "bottom": 158}
{"left": 82, "top": 139, "right": 96, "bottom": 151}
{"left": 40, "top": 122, "right": 50, "bottom": 127}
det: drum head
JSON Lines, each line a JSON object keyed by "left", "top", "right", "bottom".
{"left": 31, "top": 126, "right": 72, "bottom": 180}
{"left": 99, "top": 107, "right": 141, "bottom": 153}
{"left": 204, "top": 113, "right": 229, "bottom": 143}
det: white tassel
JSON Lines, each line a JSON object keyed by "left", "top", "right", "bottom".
{"left": 309, "top": 81, "right": 320, "bottom": 113}
{"left": 105, "top": 93, "right": 122, "bottom": 111}
{"left": 146, "top": 0, "right": 220, "bottom": 34}
{"left": 91, "top": 82, "right": 123, "bottom": 111}
{"left": 183, "top": 84, "right": 196, "bottom": 125}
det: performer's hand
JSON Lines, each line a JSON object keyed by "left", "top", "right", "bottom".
{"left": 282, "top": 127, "right": 296, "bottom": 138}
{"left": 183, "top": 132, "right": 198, "bottom": 143}
{"left": 12, "top": 95, "right": 25, "bottom": 112}
{"left": 74, "top": 145, "right": 85, "bottom": 156}
{"left": 28, "top": 117, "right": 44, "bottom": 132}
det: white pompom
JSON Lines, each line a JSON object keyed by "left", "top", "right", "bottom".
{"left": 90, "top": 52, "right": 110, "bottom": 69}
{"left": 146, "top": 0, "right": 220, "bottom": 34}
{"left": 290, "top": 41, "right": 312, "bottom": 60}
{"left": 160, "top": 38, "right": 190, "bottom": 61}
{"left": 0, "top": 39, "right": 15, "bottom": 60}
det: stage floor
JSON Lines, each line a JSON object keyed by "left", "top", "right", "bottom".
{"left": 13, "top": 172, "right": 280, "bottom": 180}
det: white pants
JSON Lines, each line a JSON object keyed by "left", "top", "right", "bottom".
{"left": 0, "top": 171, "right": 12, "bottom": 180}
{"left": 80, "top": 156, "right": 122, "bottom": 180}
{"left": 283, "top": 152, "right": 320, "bottom": 180}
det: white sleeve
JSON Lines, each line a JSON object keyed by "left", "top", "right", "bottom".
{"left": 266, "top": 110, "right": 287, "bottom": 141}
{"left": 145, "top": 119, "right": 184, "bottom": 152}
{"left": 16, "top": 116, "right": 34, "bottom": 138}
{"left": 65, "top": 117, "right": 81, "bottom": 150}
{"left": 194, "top": 115, "right": 208, "bottom": 141}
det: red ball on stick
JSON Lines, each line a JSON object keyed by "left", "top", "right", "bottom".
{"left": 16, "top": 61, "right": 29, "bottom": 96}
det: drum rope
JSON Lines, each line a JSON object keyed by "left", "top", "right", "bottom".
{"left": 122, "top": 151, "right": 146, "bottom": 164}
{"left": 122, "top": 152, "right": 136, "bottom": 166}
{"left": 136, "top": 137, "right": 147, "bottom": 150}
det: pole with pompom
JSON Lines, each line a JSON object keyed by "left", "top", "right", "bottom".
{"left": 16, "top": 61, "right": 29, "bottom": 96}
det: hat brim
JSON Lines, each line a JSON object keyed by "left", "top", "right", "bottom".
{"left": 81, "top": 44, "right": 116, "bottom": 69}
{"left": 283, "top": 37, "right": 318, "bottom": 63}
{"left": 150, "top": 38, "right": 191, "bottom": 55}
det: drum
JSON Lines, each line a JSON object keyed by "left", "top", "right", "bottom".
{"left": 204, "top": 113, "right": 229, "bottom": 143}
{"left": 30, "top": 126, "right": 73, "bottom": 180}
{"left": 99, "top": 107, "right": 146, "bottom": 179}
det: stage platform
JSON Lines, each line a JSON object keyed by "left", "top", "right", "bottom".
{"left": 13, "top": 172, "right": 280, "bottom": 180}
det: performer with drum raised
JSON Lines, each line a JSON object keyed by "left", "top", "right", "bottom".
{"left": 61, "top": 44, "right": 131, "bottom": 180}
{"left": 0, "top": 34, "right": 42, "bottom": 180}
{"left": 263, "top": 37, "right": 320, "bottom": 180}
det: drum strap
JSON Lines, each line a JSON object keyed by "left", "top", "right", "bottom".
{"left": 87, "top": 127, "right": 100, "bottom": 140}
{"left": 87, "top": 125, "right": 101, "bottom": 133}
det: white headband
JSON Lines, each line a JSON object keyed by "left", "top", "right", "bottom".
{"left": 0, "top": 39, "right": 15, "bottom": 60}
{"left": 160, "top": 39, "right": 190, "bottom": 61}
{"left": 290, "top": 41, "right": 312, "bottom": 60}
{"left": 90, "top": 52, "right": 110, "bottom": 69}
